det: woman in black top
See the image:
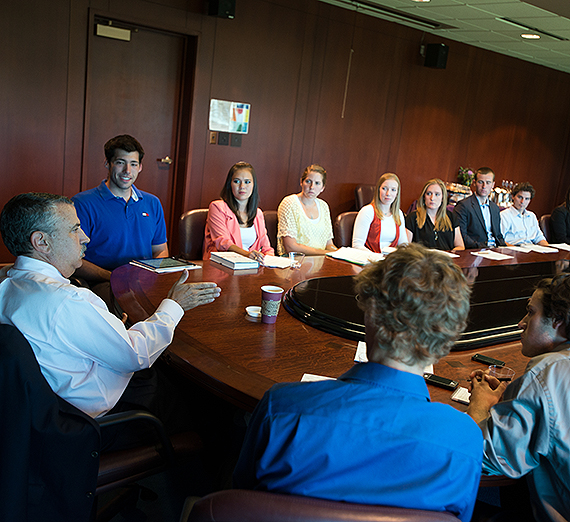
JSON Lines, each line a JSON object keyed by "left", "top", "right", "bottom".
{"left": 405, "top": 179, "right": 465, "bottom": 251}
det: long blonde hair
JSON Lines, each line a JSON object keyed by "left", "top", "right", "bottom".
{"left": 415, "top": 178, "right": 452, "bottom": 231}
{"left": 373, "top": 173, "right": 402, "bottom": 226}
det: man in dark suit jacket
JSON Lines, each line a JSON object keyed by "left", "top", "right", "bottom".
{"left": 453, "top": 167, "right": 506, "bottom": 249}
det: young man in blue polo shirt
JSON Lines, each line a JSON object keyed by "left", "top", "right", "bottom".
{"left": 72, "top": 134, "right": 169, "bottom": 282}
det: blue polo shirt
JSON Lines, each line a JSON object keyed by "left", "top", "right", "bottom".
{"left": 72, "top": 181, "right": 168, "bottom": 270}
{"left": 234, "top": 362, "right": 483, "bottom": 522}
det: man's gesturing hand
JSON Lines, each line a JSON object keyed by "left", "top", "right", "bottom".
{"left": 167, "top": 270, "right": 221, "bottom": 311}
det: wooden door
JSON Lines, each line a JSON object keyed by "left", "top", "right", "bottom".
{"left": 82, "top": 17, "right": 187, "bottom": 237}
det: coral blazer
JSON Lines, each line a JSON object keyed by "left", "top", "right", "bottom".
{"left": 203, "top": 200, "right": 274, "bottom": 259}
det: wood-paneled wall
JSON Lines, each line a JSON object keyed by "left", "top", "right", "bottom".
{"left": 1, "top": 0, "right": 570, "bottom": 261}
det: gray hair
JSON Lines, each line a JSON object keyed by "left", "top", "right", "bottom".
{"left": 0, "top": 193, "right": 73, "bottom": 256}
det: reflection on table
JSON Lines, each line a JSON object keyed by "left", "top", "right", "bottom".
{"left": 111, "top": 247, "right": 570, "bottom": 412}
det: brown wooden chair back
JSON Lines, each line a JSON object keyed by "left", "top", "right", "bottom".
{"left": 263, "top": 210, "right": 278, "bottom": 250}
{"left": 182, "top": 489, "right": 461, "bottom": 522}
{"left": 539, "top": 213, "right": 551, "bottom": 242}
{"left": 334, "top": 211, "right": 358, "bottom": 247}
{"left": 355, "top": 184, "right": 376, "bottom": 210}
{"left": 179, "top": 209, "right": 209, "bottom": 260}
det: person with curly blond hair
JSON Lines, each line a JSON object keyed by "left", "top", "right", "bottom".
{"left": 234, "top": 244, "right": 482, "bottom": 522}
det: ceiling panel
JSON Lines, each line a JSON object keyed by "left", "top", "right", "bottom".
{"left": 320, "top": 0, "right": 570, "bottom": 73}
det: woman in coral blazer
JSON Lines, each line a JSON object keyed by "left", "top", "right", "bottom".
{"left": 203, "top": 161, "right": 274, "bottom": 261}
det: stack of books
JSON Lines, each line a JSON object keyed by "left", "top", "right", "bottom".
{"left": 210, "top": 251, "right": 259, "bottom": 270}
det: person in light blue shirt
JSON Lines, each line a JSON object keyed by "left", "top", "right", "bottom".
{"left": 234, "top": 244, "right": 483, "bottom": 522}
{"left": 500, "top": 182, "right": 548, "bottom": 246}
{"left": 468, "top": 274, "right": 570, "bottom": 522}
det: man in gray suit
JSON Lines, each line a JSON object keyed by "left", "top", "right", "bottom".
{"left": 453, "top": 167, "right": 506, "bottom": 249}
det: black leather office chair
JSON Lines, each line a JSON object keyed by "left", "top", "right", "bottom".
{"left": 334, "top": 211, "right": 358, "bottom": 247}
{"left": 539, "top": 214, "right": 551, "bottom": 242}
{"left": 0, "top": 324, "right": 102, "bottom": 521}
{"left": 355, "top": 184, "right": 376, "bottom": 210}
{"left": 179, "top": 209, "right": 209, "bottom": 260}
{"left": 0, "top": 324, "right": 202, "bottom": 522}
{"left": 263, "top": 210, "right": 278, "bottom": 250}
{"left": 180, "top": 489, "right": 461, "bottom": 522}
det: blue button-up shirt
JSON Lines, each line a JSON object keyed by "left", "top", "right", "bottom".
{"left": 234, "top": 362, "right": 483, "bottom": 522}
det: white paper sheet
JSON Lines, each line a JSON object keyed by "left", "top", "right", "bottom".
{"left": 526, "top": 245, "right": 559, "bottom": 254}
{"left": 327, "top": 247, "right": 384, "bottom": 266}
{"left": 471, "top": 250, "right": 514, "bottom": 261}
{"left": 301, "top": 373, "right": 335, "bottom": 382}
{"left": 550, "top": 243, "right": 570, "bottom": 251}
{"left": 503, "top": 245, "right": 533, "bottom": 253}
{"left": 354, "top": 341, "right": 433, "bottom": 374}
{"left": 262, "top": 255, "right": 293, "bottom": 268}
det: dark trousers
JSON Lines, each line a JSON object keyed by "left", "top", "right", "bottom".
{"left": 100, "top": 359, "right": 244, "bottom": 488}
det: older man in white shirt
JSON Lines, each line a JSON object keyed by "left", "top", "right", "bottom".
{"left": 500, "top": 182, "right": 548, "bottom": 246}
{"left": 0, "top": 192, "right": 221, "bottom": 419}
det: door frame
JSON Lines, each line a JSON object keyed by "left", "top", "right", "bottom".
{"left": 81, "top": 8, "right": 199, "bottom": 254}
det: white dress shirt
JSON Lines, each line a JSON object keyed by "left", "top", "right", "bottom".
{"left": 477, "top": 196, "right": 496, "bottom": 247}
{"left": 480, "top": 346, "right": 570, "bottom": 522}
{"left": 500, "top": 206, "right": 546, "bottom": 245}
{"left": 0, "top": 256, "right": 184, "bottom": 418}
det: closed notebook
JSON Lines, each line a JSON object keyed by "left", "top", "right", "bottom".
{"left": 210, "top": 251, "right": 259, "bottom": 270}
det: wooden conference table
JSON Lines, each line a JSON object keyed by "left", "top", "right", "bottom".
{"left": 111, "top": 247, "right": 570, "bottom": 413}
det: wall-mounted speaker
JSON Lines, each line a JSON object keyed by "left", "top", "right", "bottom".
{"left": 424, "top": 43, "right": 448, "bottom": 69}
{"left": 208, "top": 0, "right": 236, "bottom": 19}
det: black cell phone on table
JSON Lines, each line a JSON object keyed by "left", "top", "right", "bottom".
{"left": 423, "top": 373, "right": 459, "bottom": 390}
{"left": 471, "top": 353, "right": 505, "bottom": 367}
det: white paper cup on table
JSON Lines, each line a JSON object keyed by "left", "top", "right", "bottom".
{"left": 261, "top": 285, "right": 284, "bottom": 324}
{"left": 289, "top": 252, "right": 305, "bottom": 269}
{"left": 489, "top": 365, "right": 515, "bottom": 382}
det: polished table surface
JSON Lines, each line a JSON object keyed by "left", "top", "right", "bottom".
{"left": 111, "top": 248, "right": 570, "bottom": 412}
